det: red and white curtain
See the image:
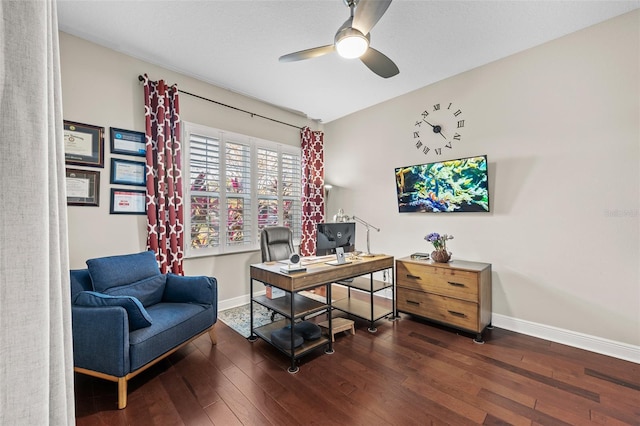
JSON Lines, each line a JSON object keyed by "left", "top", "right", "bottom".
{"left": 142, "top": 74, "right": 184, "bottom": 274}
{"left": 299, "top": 126, "right": 325, "bottom": 256}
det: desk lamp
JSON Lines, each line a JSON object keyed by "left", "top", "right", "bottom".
{"left": 334, "top": 209, "right": 380, "bottom": 257}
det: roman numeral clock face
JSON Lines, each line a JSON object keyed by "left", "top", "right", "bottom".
{"left": 412, "top": 102, "right": 465, "bottom": 156}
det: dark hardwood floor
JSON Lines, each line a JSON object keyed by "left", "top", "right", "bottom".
{"left": 75, "top": 301, "right": 640, "bottom": 425}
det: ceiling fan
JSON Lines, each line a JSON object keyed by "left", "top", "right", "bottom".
{"left": 279, "top": 0, "right": 399, "bottom": 78}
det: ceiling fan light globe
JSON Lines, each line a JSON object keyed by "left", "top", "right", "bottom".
{"left": 335, "top": 28, "right": 369, "bottom": 59}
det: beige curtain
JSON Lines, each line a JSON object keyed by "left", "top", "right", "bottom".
{"left": 0, "top": 0, "right": 75, "bottom": 424}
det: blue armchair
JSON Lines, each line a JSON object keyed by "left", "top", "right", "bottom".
{"left": 70, "top": 250, "right": 217, "bottom": 409}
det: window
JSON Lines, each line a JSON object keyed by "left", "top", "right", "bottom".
{"left": 184, "top": 122, "right": 302, "bottom": 256}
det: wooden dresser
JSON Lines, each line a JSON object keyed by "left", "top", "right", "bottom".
{"left": 395, "top": 257, "right": 492, "bottom": 343}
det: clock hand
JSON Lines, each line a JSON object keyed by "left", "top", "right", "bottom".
{"left": 425, "top": 121, "right": 443, "bottom": 134}
{"left": 423, "top": 119, "right": 436, "bottom": 129}
{"left": 424, "top": 119, "right": 447, "bottom": 139}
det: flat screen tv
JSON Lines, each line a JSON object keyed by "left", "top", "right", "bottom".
{"left": 395, "top": 155, "right": 489, "bottom": 213}
{"left": 316, "top": 222, "right": 356, "bottom": 256}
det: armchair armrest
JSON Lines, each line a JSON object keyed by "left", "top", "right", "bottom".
{"left": 71, "top": 306, "right": 130, "bottom": 377}
{"left": 163, "top": 274, "right": 217, "bottom": 306}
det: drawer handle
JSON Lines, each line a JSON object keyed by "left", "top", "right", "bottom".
{"left": 406, "top": 274, "right": 421, "bottom": 280}
{"left": 448, "top": 310, "right": 467, "bottom": 318}
{"left": 407, "top": 300, "right": 420, "bottom": 306}
{"left": 448, "top": 281, "right": 465, "bottom": 287}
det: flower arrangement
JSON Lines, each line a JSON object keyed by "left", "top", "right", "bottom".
{"left": 424, "top": 233, "right": 454, "bottom": 262}
{"left": 425, "top": 232, "right": 453, "bottom": 251}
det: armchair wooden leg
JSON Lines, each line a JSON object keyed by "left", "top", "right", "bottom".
{"left": 209, "top": 324, "right": 217, "bottom": 345}
{"left": 117, "top": 377, "right": 127, "bottom": 409}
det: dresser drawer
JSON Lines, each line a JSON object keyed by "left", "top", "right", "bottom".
{"left": 396, "top": 261, "right": 478, "bottom": 302}
{"left": 397, "top": 287, "right": 479, "bottom": 331}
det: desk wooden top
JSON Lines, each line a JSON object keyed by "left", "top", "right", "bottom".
{"left": 250, "top": 254, "right": 394, "bottom": 292}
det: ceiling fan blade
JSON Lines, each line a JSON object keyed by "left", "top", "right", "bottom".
{"left": 352, "top": 0, "right": 392, "bottom": 35}
{"left": 360, "top": 47, "right": 399, "bottom": 78}
{"left": 279, "top": 45, "right": 335, "bottom": 62}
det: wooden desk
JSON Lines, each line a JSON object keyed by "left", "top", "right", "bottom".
{"left": 249, "top": 254, "right": 394, "bottom": 372}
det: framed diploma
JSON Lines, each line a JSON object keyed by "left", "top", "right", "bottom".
{"left": 64, "top": 120, "right": 104, "bottom": 167}
{"left": 110, "top": 158, "right": 146, "bottom": 186}
{"left": 66, "top": 168, "right": 100, "bottom": 206}
{"left": 110, "top": 189, "right": 146, "bottom": 215}
{"left": 110, "top": 127, "right": 146, "bottom": 157}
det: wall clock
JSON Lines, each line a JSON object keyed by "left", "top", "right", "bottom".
{"left": 412, "top": 102, "right": 465, "bottom": 156}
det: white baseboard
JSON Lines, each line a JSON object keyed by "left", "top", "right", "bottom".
{"left": 492, "top": 313, "right": 640, "bottom": 364}
{"left": 219, "top": 290, "right": 264, "bottom": 311}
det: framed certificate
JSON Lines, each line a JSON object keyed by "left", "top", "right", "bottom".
{"left": 110, "top": 127, "right": 146, "bottom": 157}
{"left": 66, "top": 168, "right": 100, "bottom": 206}
{"left": 110, "top": 189, "right": 146, "bottom": 215}
{"left": 64, "top": 120, "right": 104, "bottom": 167}
{"left": 110, "top": 158, "right": 146, "bottom": 186}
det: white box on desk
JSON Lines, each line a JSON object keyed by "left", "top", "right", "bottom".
{"left": 266, "top": 286, "right": 285, "bottom": 299}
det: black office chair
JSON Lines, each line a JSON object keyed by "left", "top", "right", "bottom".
{"left": 260, "top": 226, "right": 295, "bottom": 321}
{"left": 260, "top": 226, "right": 295, "bottom": 262}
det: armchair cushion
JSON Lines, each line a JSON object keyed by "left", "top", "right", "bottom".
{"left": 128, "top": 302, "right": 214, "bottom": 370}
{"left": 87, "top": 250, "right": 160, "bottom": 292}
{"left": 73, "top": 291, "right": 153, "bottom": 331}
{"left": 163, "top": 274, "right": 216, "bottom": 305}
{"left": 105, "top": 274, "right": 167, "bottom": 307}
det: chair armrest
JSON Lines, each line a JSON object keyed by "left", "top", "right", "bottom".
{"left": 71, "top": 306, "right": 130, "bottom": 377}
{"left": 163, "top": 274, "right": 217, "bottom": 306}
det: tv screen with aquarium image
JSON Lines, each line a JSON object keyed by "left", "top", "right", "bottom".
{"left": 395, "top": 155, "right": 490, "bottom": 213}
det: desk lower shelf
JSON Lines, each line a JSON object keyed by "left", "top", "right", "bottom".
{"left": 253, "top": 319, "right": 330, "bottom": 358}
{"left": 331, "top": 276, "right": 395, "bottom": 330}
{"left": 332, "top": 298, "right": 392, "bottom": 323}
{"left": 253, "top": 293, "right": 327, "bottom": 320}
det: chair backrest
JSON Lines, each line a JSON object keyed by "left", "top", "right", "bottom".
{"left": 260, "top": 226, "right": 294, "bottom": 262}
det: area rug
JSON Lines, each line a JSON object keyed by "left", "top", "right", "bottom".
{"left": 218, "top": 291, "right": 327, "bottom": 338}
{"left": 218, "top": 303, "right": 284, "bottom": 338}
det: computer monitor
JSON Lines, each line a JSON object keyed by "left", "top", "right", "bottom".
{"left": 316, "top": 222, "right": 356, "bottom": 256}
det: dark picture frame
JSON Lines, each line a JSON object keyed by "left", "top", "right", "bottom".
{"left": 110, "top": 188, "right": 146, "bottom": 215}
{"left": 110, "top": 127, "right": 146, "bottom": 157}
{"left": 63, "top": 120, "right": 104, "bottom": 167}
{"left": 66, "top": 168, "right": 100, "bottom": 206}
{"left": 110, "top": 158, "right": 146, "bottom": 186}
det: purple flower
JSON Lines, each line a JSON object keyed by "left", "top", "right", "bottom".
{"left": 424, "top": 232, "right": 454, "bottom": 251}
{"left": 425, "top": 232, "right": 440, "bottom": 243}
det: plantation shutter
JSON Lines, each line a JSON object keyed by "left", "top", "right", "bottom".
{"left": 188, "top": 134, "right": 221, "bottom": 251}
{"left": 224, "top": 139, "right": 253, "bottom": 250}
{"left": 257, "top": 147, "right": 279, "bottom": 233}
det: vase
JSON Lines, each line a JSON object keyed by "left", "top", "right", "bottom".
{"left": 431, "top": 250, "right": 451, "bottom": 263}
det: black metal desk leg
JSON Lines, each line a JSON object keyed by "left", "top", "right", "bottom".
{"left": 325, "top": 283, "right": 334, "bottom": 354}
{"left": 248, "top": 278, "right": 257, "bottom": 342}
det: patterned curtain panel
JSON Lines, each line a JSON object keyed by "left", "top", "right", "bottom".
{"left": 142, "top": 75, "right": 184, "bottom": 274}
{"left": 300, "top": 126, "right": 325, "bottom": 256}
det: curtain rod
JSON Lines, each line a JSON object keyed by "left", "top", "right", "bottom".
{"left": 138, "top": 75, "right": 303, "bottom": 130}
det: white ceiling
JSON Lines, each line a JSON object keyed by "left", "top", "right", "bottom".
{"left": 57, "top": 0, "right": 639, "bottom": 123}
